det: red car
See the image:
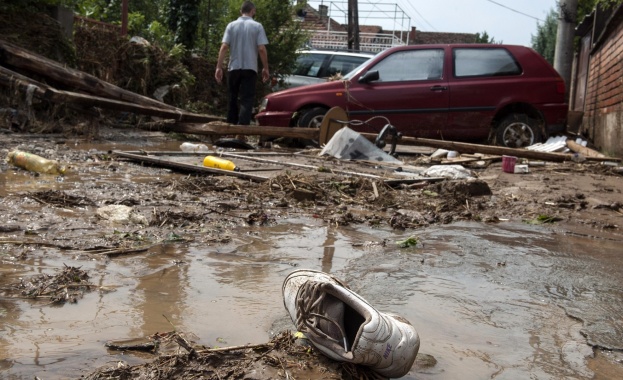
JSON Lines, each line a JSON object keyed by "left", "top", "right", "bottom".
{"left": 256, "top": 44, "right": 568, "bottom": 148}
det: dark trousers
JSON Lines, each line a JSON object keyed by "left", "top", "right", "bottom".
{"left": 226, "top": 69, "right": 257, "bottom": 125}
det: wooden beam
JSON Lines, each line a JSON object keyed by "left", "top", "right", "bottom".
{"left": 175, "top": 121, "right": 319, "bottom": 139}
{"left": 566, "top": 139, "right": 605, "bottom": 158}
{"left": 0, "top": 39, "right": 221, "bottom": 123}
{"left": 0, "top": 65, "right": 223, "bottom": 123}
{"left": 357, "top": 135, "right": 572, "bottom": 162}
{"left": 111, "top": 151, "right": 269, "bottom": 182}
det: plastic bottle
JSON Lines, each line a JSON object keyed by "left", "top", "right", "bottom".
{"left": 180, "top": 142, "right": 209, "bottom": 152}
{"left": 6, "top": 150, "right": 66, "bottom": 175}
{"left": 203, "top": 155, "right": 239, "bottom": 171}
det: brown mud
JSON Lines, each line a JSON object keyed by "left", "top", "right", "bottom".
{"left": 0, "top": 129, "right": 623, "bottom": 379}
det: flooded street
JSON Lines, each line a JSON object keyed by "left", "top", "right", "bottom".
{"left": 1, "top": 136, "right": 623, "bottom": 379}
{"left": 2, "top": 220, "right": 622, "bottom": 379}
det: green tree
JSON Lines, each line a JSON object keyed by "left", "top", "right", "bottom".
{"left": 531, "top": 0, "right": 623, "bottom": 64}
{"left": 531, "top": 8, "right": 558, "bottom": 63}
{"left": 475, "top": 31, "right": 500, "bottom": 44}
{"left": 577, "top": 0, "right": 623, "bottom": 22}
{"left": 207, "top": 0, "right": 308, "bottom": 86}
{"left": 167, "top": 0, "right": 200, "bottom": 49}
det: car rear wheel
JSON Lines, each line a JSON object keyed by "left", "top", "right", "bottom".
{"left": 298, "top": 107, "right": 328, "bottom": 128}
{"left": 495, "top": 114, "right": 542, "bottom": 148}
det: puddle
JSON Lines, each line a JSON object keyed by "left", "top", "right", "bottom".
{"left": 1, "top": 220, "right": 622, "bottom": 379}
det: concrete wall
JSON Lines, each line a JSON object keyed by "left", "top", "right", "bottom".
{"left": 581, "top": 7, "right": 623, "bottom": 157}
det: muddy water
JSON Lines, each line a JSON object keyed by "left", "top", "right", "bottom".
{"left": 1, "top": 138, "right": 622, "bottom": 379}
{"left": 1, "top": 220, "right": 622, "bottom": 379}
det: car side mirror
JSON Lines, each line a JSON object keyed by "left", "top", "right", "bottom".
{"left": 358, "top": 70, "right": 379, "bottom": 84}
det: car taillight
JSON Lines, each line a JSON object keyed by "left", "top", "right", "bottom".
{"left": 556, "top": 80, "right": 566, "bottom": 94}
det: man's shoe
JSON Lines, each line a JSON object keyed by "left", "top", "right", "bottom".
{"left": 282, "top": 269, "right": 420, "bottom": 378}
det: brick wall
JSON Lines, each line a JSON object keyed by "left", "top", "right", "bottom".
{"left": 582, "top": 8, "right": 623, "bottom": 157}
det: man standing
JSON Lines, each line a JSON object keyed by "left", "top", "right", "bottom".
{"left": 215, "top": 1, "right": 269, "bottom": 126}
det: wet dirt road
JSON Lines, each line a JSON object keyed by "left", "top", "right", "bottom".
{"left": 1, "top": 219, "right": 622, "bottom": 379}
{"left": 1, "top": 136, "right": 623, "bottom": 379}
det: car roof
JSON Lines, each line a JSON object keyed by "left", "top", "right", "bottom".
{"left": 383, "top": 43, "right": 529, "bottom": 51}
{"left": 297, "top": 49, "right": 375, "bottom": 58}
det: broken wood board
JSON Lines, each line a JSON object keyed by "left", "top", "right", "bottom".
{"left": 381, "top": 136, "right": 572, "bottom": 162}
{"left": 0, "top": 40, "right": 222, "bottom": 123}
{"left": 111, "top": 151, "right": 270, "bottom": 182}
{"left": 175, "top": 122, "right": 318, "bottom": 139}
{"left": 566, "top": 139, "right": 606, "bottom": 158}
{"left": 111, "top": 150, "right": 445, "bottom": 185}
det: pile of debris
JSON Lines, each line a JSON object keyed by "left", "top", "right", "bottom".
{"left": 4, "top": 264, "right": 94, "bottom": 304}
{"left": 84, "top": 331, "right": 383, "bottom": 380}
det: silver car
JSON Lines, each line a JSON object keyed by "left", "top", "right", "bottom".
{"left": 282, "top": 49, "right": 374, "bottom": 88}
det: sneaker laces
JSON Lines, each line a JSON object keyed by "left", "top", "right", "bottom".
{"left": 296, "top": 281, "right": 349, "bottom": 352}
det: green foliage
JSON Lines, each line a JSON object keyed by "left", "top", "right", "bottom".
{"left": 253, "top": 0, "right": 308, "bottom": 87}
{"left": 167, "top": 0, "right": 201, "bottom": 50}
{"left": 76, "top": 0, "right": 108, "bottom": 19}
{"left": 531, "top": 8, "right": 558, "bottom": 64}
{"left": 577, "top": 0, "right": 623, "bottom": 21}
{"left": 524, "top": 214, "right": 563, "bottom": 225}
{"left": 65, "top": 0, "right": 312, "bottom": 113}
{"left": 396, "top": 236, "right": 419, "bottom": 248}
{"left": 145, "top": 20, "right": 176, "bottom": 50}
{"left": 127, "top": 11, "right": 146, "bottom": 36}
{"left": 475, "top": 31, "right": 500, "bottom": 44}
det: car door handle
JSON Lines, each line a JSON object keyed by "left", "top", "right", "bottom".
{"left": 430, "top": 85, "right": 448, "bottom": 91}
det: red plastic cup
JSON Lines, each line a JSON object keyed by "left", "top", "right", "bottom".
{"left": 502, "top": 155, "right": 517, "bottom": 173}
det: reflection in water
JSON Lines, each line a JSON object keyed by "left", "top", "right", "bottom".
{"left": 133, "top": 244, "right": 191, "bottom": 338}
{"left": 321, "top": 226, "right": 337, "bottom": 273}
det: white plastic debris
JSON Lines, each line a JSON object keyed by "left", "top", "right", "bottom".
{"left": 320, "top": 127, "right": 402, "bottom": 164}
{"left": 96, "top": 205, "right": 147, "bottom": 225}
{"left": 424, "top": 165, "right": 473, "bottom": 179}
{"left": 430, "top": 149, "right": 449, "bottom": 159}
{"left": 527, "top": 135, "right": 569, "bottom": 153}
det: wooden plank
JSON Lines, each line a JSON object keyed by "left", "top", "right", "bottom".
{"left": 0, "top": 39, "right": 222, "bottom": 123}
{"left": 220, "top": 152, "right": 385, "bottom": 180}
{"left": 0, "top": 64, "right": 223, "bottom": 123}
{"left": 175, "top": 121, "right": 319, "bottom": 139}
{"left": 359, "top": 135, "right": 571, "bottom": 162}
{"left": 110, "top": 151, "right": 269, "bottom": 182}
{"left": 566, "top": 139, "right": 606, "bottom": 158}
{"left": 42, "top": 87, "right": 223, "bottom": 123}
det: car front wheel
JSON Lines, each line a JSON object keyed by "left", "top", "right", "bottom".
{"left": 298, "top": 107, "right": 327, "bottom": 128}
{"left": 495, "top": 114, "right": 543, "bottom": 148}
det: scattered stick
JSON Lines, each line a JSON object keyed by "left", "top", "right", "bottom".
{"left": 197, "top": 342, "right": 275, "bottom": 354}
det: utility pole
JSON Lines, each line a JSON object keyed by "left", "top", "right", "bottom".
{"left": 347, "top": 0, "right": 360, "bottom": 50}
{"left": 554, "top": 0, "right": 578, "bottom": 100}
{"left": 121, "top": 0, "right": 128, "bottom": 36}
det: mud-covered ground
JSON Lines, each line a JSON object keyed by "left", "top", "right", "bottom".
{"left": 1, "top": 128, "right": 622, "bottom": 379}
{"left": 2, "top": 128, "right": 622, "bottom": 251}
{"left": 0, "top": 7, "right": 623, "bottom": 379}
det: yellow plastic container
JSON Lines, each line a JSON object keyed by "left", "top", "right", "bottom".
{"left": 7, "top": 150, "right": 66, "bottom": 175}
{"left": 203, "top": 155, "right": 239, "bottom": 171}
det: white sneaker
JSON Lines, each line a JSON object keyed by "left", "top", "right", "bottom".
{"left": 282, "top": 269, "right": 420, "bottom": 377}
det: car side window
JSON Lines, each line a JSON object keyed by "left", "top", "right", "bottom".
{"left": 454, "top": 48, "right": 522, "bottom": 77}
{"left": 369, "top": 49, "right": 444, "bottom": 82}
{"left": 325, "top": 55, "right": 370, "bottom": 77}
{"left": 293, "top": 53, "right": 327, "bottom": 77}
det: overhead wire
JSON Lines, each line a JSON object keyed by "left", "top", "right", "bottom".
{"left": 484, "top": 0, "right": 545, "bottom": 23}
{"left": 396, "top": 0, "right": 437, "bottom": 31}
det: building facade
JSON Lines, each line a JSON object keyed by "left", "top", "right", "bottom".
{"left": 573, "top": 4, "right": 623, "bottom": 157}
